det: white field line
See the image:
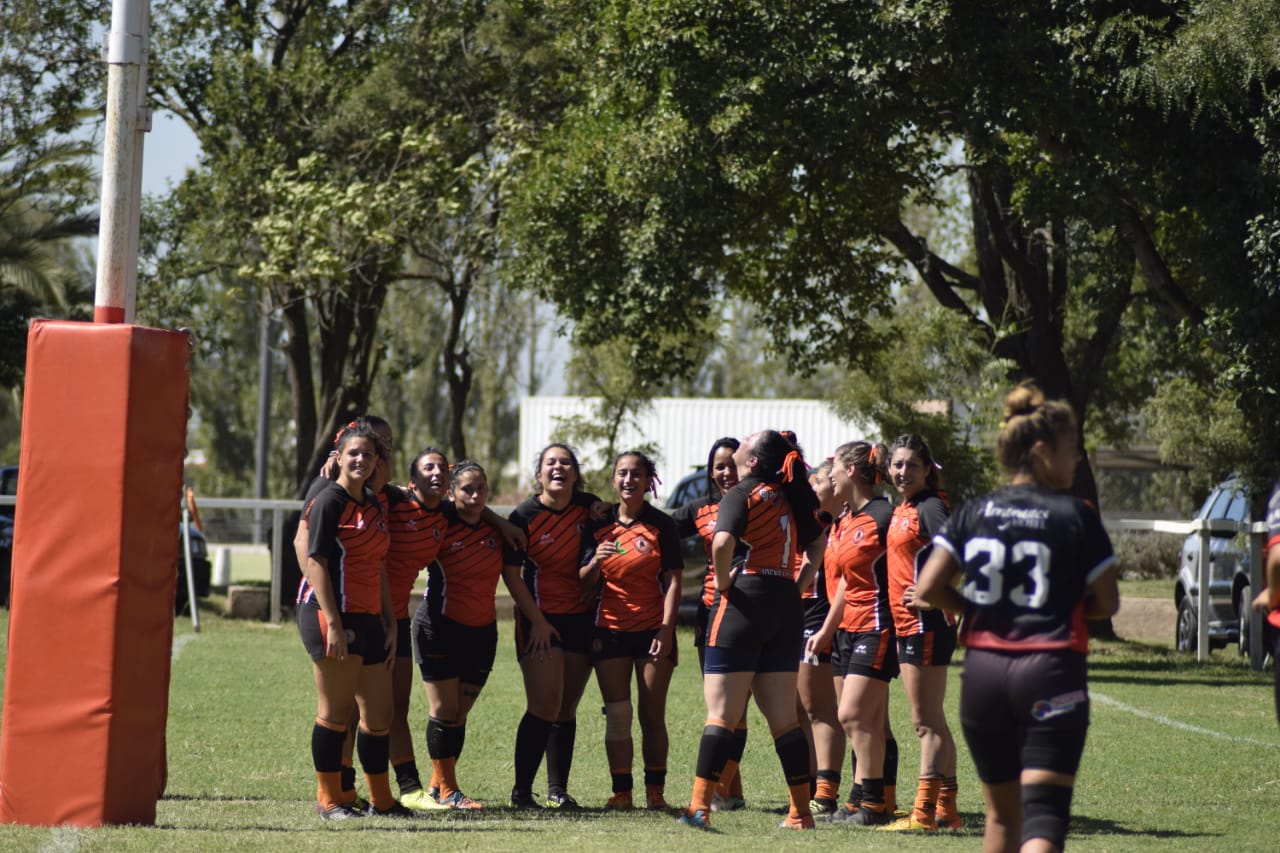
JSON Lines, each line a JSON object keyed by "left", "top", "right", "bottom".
{"left": 1093, "top": 691, "right": 1280, "bottom": 748}
{"left": 39, "top": 827, "right": 82, "bottom": 852}
{"left": 171, "top": 632, "right": 199, "bottom": 662}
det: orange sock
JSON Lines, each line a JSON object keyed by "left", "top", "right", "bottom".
{"left": 913, "top": 776, "right": 940, "bottom": 827}
{"left": 937, "top": 776, "right": 958, "bottom": 823}
{"left": 316, "top": 771, "right": 344, "bottom": 811}
{"left": 787, "top": 782, "right": 812, "bottom": 819}
{"left": 815, "top": 776, "right": 840, "bottom": 803}
{"left": 435, "top": 757, "right": 460, "bottom": 799}
{"left": 716, "top": 759, "right": 741, "bottom": 799}
{"left": 366, "top": 771, "right": 396, "bottom": 812}
{"left": 690, "top": 776, "right": 718, "bottom": 814}
{"left": 885, "top": 782, "right": 897, "bottom": 812}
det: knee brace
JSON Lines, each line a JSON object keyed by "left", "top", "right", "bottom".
{"left": 604, "top": 700, "right": 632, "bottom": 742}
{"left": 1022, "top": 783, "right": 1074, "bottom": 851}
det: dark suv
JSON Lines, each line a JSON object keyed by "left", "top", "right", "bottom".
{"left": 0, "top": 465, "right": 210, "bottom": 610}
{"left": 1174, "top": 477, "right": 1257, "bottom": 654}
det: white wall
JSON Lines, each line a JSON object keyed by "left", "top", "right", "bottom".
{"left": 519, "top": 396, "right": 873, "bottom": 500}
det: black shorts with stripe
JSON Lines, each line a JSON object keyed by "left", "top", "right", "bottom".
{"left": 703, "top": 574, "right": 802, "bottom": 674}
{"left": 832, "top": 628, "right": 899, "bottom": 681}
{"left": 297, "top": 606, "right": 389, "bottom": 666}
{"left": 897, "top": 624, "right": 957, "bottom": 667}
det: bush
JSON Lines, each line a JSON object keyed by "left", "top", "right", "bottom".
{"left": 1111, "top": 530, "right": 1181, "bottom": 580}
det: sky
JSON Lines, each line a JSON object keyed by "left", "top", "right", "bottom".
{"left": 140, "top": 109, "right": 200, "bottom": 197}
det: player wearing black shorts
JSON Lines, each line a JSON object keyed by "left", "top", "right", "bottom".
{"left": 410, "top": 460, "right": 532, "bottom": 810}
{"left": 296, "top": 421, "right": 404, "bottom": 820}
{"left": 507, "top": 443, "right": 603, "bottom": 810}
{"left": 798, "top": 459, "right": 845, "bottom": 815}
{"left": 580, "top": 451, "right": 683, "bottom": 811}
{"left": 678, "top": 430, "right": 826, "bottom": 831}
{"left": 885, "top": 433, "right": 960, "bottom": 831}
{"left": 806, "top": 440, "right": 899, "bottom": 825}
{"left": 917, "top": 383, "right": 1119, "bottom": 853}
{"left": 671, "top": 437, "right": 749, "bottom": 811}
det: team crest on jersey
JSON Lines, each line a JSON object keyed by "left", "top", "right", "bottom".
{"left": 854, "top": 529, "right": 865, "bottom": 542}
{"left": 634, "top": 537, "right": 651, "bottom": 553}
{"left": 539, "top": 532, "right": 555, "bottom": 545}
{"left": 899, "top": 517, "right": 911, "bottom": 530}
{"left": 484, "top": 537, "right": 497, "bottom": 549}
{"left": 432, "top": 528, "right": 443, "bottom": 540}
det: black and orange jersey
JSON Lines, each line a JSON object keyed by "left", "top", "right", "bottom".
{"left": 886, "top": 490, "right": 954, "bottom": 636}
{"left": 935, "top": 484, "right": 1115, "bottom": 653}
{"left": 585, "top": 502, "right": 683, "bottom": 632}
{"left": 715, "top": 476, "right": 821, "bottom": 577}
{"left": 831, "top": 496, "right": 893, "bottom": 633}
{"left": 510, "top": 490, "right": 600, "bottom": 615}
{"left": 794, "top": 511, "right": 835, "bottom": 602}
{"left": 383, "top": 485, "right": 448, "bottom": 619}
{"left": 672, "top": 494, "right": 722, "bottom": 606}
{"left": 422, "top": 503, "right": 521, "bottom": 627}
{"left": 298, "top": 480, "right": 389, "bottom": 615}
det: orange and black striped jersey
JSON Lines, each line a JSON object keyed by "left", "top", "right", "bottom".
{"left": 794, "top": 510, "right": 835, "bottom": 602}
{"left": 383, "top": 485, "right": 448, "bottom": 619}
{"left": 510, "top": 491, "right": 600, "bottom": 615}
{"left": 298, "top": 481, "right": 389, "bottom": 615}
{"left": 672, "top": 495, "right": 722, "bottom": 607}
{"left": 887, "top": 490, "right": 954, "bottom": 636}
{"left": 422, "top": 504, "right": 520, "bottom": 627}
{"left": 716, "top": 476, "right": 820, "bottom": 576}
{"left": 586, "top": 503, "right": 683, "bottom": 632}
{"left": 831, "top": 496, "right": 893, "bottom": 633}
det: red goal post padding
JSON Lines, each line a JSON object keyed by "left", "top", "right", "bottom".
{"left": 0, "top": 320, "right": 190, "bottom": 826}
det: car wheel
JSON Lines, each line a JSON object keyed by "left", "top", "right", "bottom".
{"left": 1238, "top": 584, "right": 1251, "bottom": 657}
{"left": 1175, "top": 597, "right": 1198, "bottom": 654}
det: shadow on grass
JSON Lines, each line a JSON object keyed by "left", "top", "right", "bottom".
{"left": 1071, "top": 812, "right": 1218, "bottom": 841}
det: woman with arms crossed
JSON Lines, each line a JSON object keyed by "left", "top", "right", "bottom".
{"left": 580, "top": 451, "right": 683, "bottom": 811}
{"left": 508, "top": 443, "right": 604, "bottom": 810}
{"left": 916, "top": 383, "right": 1119, "bottom": 853}
{"left": 297, "top": 421, "right": 407, "bottom": 820}
{"left": 885, "top": 433, "right": 961, "bottom": 831}
{"left": 679, "top": 430, "right": 826, "bottom": 831}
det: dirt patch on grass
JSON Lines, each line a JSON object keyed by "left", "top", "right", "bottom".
{"left": 1111, "top": 596, "right": 1174, "bottom": 646}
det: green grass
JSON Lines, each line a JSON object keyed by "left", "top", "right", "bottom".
{"left": 0, "top": 605, "right": 1275, "bottom": 850}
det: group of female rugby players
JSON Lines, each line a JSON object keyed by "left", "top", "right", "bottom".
{"left": 294, "top": 382, "right": 1120, "bottom": 853}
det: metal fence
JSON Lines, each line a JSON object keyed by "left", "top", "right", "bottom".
{"left": 0, "top": 494, "right": 1269, "bottom": 668}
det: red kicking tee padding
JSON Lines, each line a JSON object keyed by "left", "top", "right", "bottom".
{"left": 0, "top": 320, "right": 190, "bottom": 826}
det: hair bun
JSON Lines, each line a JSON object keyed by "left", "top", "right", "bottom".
{"left": 1003, "top": 382, "right": 1045, "bottom": 421}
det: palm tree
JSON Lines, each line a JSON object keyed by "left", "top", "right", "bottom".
{"left": 0, "top": 123, "right": 98, "bottom": 311}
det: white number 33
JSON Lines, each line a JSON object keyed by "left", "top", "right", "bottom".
{"left": 962, "top": 537, "right": 1050, "bottom": 608}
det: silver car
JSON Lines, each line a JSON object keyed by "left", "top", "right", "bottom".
{"left": 1174, "top": 478, "right": 1255, "bottom": 654}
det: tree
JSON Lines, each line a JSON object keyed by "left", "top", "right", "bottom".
{"left": 146, "top": 1, "right": 571, "bottom": 492}
{"left": 511, "top": 1, "right": 1280, "bottom": 500}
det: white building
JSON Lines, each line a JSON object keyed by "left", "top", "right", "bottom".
{"left": 519, "top": 396, "right": 873, "bottom": 501}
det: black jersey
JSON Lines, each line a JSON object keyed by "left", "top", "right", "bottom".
{"left": 934, "top": 484, "right": 1114, "bottom": 653}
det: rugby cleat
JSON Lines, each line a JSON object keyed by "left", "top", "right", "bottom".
{"left": 677, "top": 808, "right": 711, "bottom": 830}
{"left": 779, "top": 814, "right": 816, "bottom": 830}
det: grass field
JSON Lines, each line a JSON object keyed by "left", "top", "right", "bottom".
{"left": 0, "top": 601, "right": 1275, "bottom": 851}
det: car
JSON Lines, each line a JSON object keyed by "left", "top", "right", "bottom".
{"left": 665, "top": 467, "right": 709, "bottom": 512}
{"left": 0, "top": 465, "right": 210, "bottom": 611}
{"left": 1174, "top": 477, "right": 1258, "bottom": 655}
{"left": 0, "top": 513, "right": 13, "bottom": 607}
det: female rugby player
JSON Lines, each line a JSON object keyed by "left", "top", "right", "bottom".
{"left": 916, "top": 383, "right": 1119, "bottom": 853}
{"left": 580, "top": 451, "right": 683, "bottom": 811}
